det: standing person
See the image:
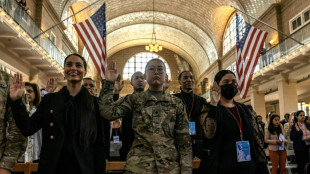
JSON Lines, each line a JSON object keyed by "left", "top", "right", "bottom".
{"left": 280, "top": 113, "right": 290, "bottom": 126}
{"left": 256, "top": 115, "right": 265, "bottom": 131}
{"left": 265, "top": 114, "right": 287, "bottom": 174}
{"left": 99, "top": 60, "right": 192, "bottom": 174}
{"left": 83, "top": 77, "right": 97, "bottom": 96}
{"left": 0, "top": 70, "right": 26, "bottom": 174}
{"left": 83, "top": 77, "right": 112, "bottom": 161}
{"left": 22, "top": 82, "right": 42, "bottom": 163}
{"left": 290, "top": 110, "right": 310, "bottom": 174}
{"left": 174, "top": 71, "right": 206, "bottom": 161}
{"left": 199, "top": 70, "right": 268, "bottom": 174}
{"left": 9, "top": 53, "right": 106, "bottom": 174}
{"left": 119, "top": 71, "right": 146, "bottom": 161}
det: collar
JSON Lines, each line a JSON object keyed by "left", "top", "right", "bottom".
{"left": 181, "top": 89, "right": 194, "bottom": 96}
{"left": 144, "top": 89, "right": 170, "bottom": 102}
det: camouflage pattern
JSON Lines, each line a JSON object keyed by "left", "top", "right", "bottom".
{"left": 0, "top": 70, "right": 27, "bottom": 171}
{"left": 99, "top": 80, "right": 192, "bottom": 174}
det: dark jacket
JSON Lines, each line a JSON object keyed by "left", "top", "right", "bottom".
{"left": 199, "top": 102, "right": 267, "bottom": 174}
{"left": 10, "top": 86, "right": 106, "bottom": 174}
{"left": 173, "top": 90, "right": 207, "bottom": 141}
{"left": 290, "top": 123, "right": 310, "bottom": 152}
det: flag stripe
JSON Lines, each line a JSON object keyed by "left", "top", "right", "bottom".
{"left": 236, "top": 13, "right": 268, "bottom": 99}
{"left": 73, "top": 3, "right": 106, "bottom": 80}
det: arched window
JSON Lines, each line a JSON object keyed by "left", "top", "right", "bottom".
{"left": 123, "top": 52, "right": 171, "bottom": 80}
{"left": 223, "top": 13, "right": 245, "bottom": 55}
{"left": 63, "top": 8, "right": 78, "bottom": 50}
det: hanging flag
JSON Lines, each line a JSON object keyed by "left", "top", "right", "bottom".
{"left": 73, "top": 3, "right": 106, "bottom": 80}
{"left": 235, "top": 13, "right": 268, "bottom": 99}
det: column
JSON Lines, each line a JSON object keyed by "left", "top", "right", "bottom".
{"left": 277, "top": 79, "right": 298, "bottom": 118}
{"left": 251, "top": 90, "right": 266, "bottom": 121}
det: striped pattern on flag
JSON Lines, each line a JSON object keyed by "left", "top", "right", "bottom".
{"left": 73, "top": 3, "right": 106, "bottom": 80}
{"left": 235, "top": 14, "right": 268, "bottom": 99}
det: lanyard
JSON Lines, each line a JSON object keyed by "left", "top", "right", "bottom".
{"left": 113, "top": 122, "right": 118, "bottom": 136}
{"left": 224, "top": 104, "right": 243, "bottom": 141}
{"left": 181, "top": 94, "right": 195, "bottom": 119}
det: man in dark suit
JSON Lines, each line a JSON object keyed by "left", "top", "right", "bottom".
{"left": 119, "top": 71, "right": 146, "bottom": 161}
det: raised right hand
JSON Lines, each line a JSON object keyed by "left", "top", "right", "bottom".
{"left": 105, "top": 61, "right": 119, "bottom": 81}
{"left": 9, "top": 72, "right": 24, "bottom": 101}
{"left": 210, "top": 81, "right": 221, "bottom": 106}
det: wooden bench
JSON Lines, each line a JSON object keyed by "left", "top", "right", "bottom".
{"left": 13, "top": 160, "right": 200, "bottom": 174}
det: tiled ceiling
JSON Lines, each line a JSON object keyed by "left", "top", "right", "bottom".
{"left": 48, "top": 0, "right": 276, "bottom": 77}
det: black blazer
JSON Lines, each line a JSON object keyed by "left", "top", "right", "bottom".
{"left": 290, "top": 123, "right": 310, "bottom": 152}
{"left": 10, "top": 86, "right": 105, "bottom": 174}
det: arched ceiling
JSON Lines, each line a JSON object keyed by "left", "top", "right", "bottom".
{"left": 48, "top": 0, "right": 276, "bottom": 77}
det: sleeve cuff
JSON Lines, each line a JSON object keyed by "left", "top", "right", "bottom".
{"left": 0, "top": 157, "right": 17, "bottom": 171}
{"left": 102, "top": 80, "right": 114, "bottom": 90}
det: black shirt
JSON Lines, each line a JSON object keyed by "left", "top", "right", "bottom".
{"left": 174, "top": 90, "right": 207, "bottom": 140}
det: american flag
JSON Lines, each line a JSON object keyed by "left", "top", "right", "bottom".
{"left": 73, "top": 3, "right": 106, "bottom": 80}
{"left": 236, "top": 13, "right": 268, "bottom": 99}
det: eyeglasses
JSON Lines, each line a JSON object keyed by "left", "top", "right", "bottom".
{"left": 84, "top": 83, "right": 95, "bottom": 88}
{"left": 147, "top": 66, "right": 165, "bottom": 74}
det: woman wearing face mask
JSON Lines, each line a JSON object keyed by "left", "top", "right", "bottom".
{"left": 290, "top": 110, "right": 310, "bottom": 174}
{"left": 199, "top": 70, "right": 268, "bottom": 174}
{"left": 265, "top": 114, "right": 287, "bottom": 174}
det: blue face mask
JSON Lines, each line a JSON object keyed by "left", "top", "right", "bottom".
{"left": 221, "top": 83, "right": 238, "bottom": 100}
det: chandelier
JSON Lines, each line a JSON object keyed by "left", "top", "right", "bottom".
{"left": 145, "top": 0, "right": 163, "bottom": 52}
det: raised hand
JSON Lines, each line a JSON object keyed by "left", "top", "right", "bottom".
{"left": 114, "top": 74, "right": 124, "bottom": 94}
{"left": 46, "top": 78, "right": 56, "bottom": 93}
{"left": 210, "top": 81, "right": 221, "bottom": 106}
{"left": 105, "top": 61, "right": 119, "bottom": 81}
{"left": 10, "top": 72, "right": 25, "bottom": 101}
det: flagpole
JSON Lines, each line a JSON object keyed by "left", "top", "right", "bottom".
{"left": 33, "top": 0, "right": 102, "bottom": 39}
{"left": 232, "top": 6, "right": 304, "bottom": 46}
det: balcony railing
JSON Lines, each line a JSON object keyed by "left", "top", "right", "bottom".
{"left": 0, "top": 0, "right": 66, "bottom": 67}
{"left": 257, "top": 22, "right": 310, "bottom": 70}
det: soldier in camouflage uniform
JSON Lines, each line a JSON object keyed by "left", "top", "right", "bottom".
{"left": 0, "top": 70, "right": 26, "bottom": 174}
{"left": 99, "top": 59, "right": 192, "bottom": 174}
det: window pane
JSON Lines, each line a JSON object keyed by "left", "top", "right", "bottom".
{"left": 122, "top": 52, "right": 171, "bottom": 80}
{"left": 297, "top": 17, "right": 302, "bottom": 26}
{"left": 304, "top": 11, "right": 310, "bottom": 22}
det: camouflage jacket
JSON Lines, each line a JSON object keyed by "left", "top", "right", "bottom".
{"left": 0, "top": 70, "right": 26, "bottom": 171}
{"left": 99, "top": 80, "right": 192, "bottom": 174}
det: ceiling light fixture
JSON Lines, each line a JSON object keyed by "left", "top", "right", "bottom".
{"left": 145, "top": 0, "right": 163, "bottom": 52}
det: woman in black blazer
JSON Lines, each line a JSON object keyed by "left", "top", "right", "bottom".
{"left": 9, "top": 53, "right": 105, "bottom": 174}
{"left": 290, "top": 110, "right": 310, "bottom": 174}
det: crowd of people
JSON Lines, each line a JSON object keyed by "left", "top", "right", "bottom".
{"left": 0, "top": 52, "right": 309, "bottom": 174}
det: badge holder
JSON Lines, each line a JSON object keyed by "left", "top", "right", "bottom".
{"left": 189, "top": 121, "right": 196, "bottom": 135}
{"left": 236, "top": 140, "right": 251, "bottom": 162}
{"left": 113, "top": 136, "right": 119, "bottom": 144}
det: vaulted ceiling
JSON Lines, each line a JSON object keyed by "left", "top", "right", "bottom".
{"left": 48, "top": 0, "right": 276, "bottom": 77}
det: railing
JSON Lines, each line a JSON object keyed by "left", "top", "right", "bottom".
{"left": 0, "top": 0, "right": 65, "bottom": 67}
{"left": 257, "top": 22, "right": 310, "bottom": 70}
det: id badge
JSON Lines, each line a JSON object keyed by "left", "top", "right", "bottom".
{"left": 236, "top": 141, "right": 251, "bottom": 162}
{"left": 113, "top": 136, "right": 119, "bottom": 144}
{"left": 189, "top": 121, "right": 196, "bottom": 135}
